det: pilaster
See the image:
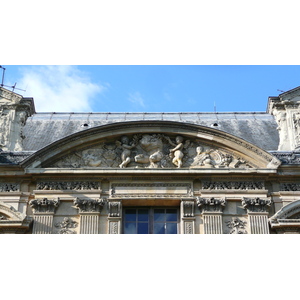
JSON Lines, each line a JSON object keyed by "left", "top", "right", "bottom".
{"left": 242, "top": 197, "right": 272, "bottom": 234}
{"left": 29, "top": 198, "right": 60, "bottom": 234}
{"left": 197, "top": 197, "right": 226, "bottom": 234}
{"left": 74, "top": 198, "right": 105, "bottom": 234}
{"left": 107, "top": 200, "right": 122, "bottom": 234}
{"left": 181, "top": 199, "right": 195, "bottom": 234}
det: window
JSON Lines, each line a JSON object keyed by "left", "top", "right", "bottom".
{"left": 123, "top": 208, "right": 179, "bottom": 234}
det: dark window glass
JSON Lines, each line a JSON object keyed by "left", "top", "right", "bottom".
{"left": 124, "top": 208, "right": 178, "bottom": 234}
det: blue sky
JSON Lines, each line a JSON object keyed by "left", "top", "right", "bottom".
{"left": 2, "top": 65, "right": 300, "bottom": 113}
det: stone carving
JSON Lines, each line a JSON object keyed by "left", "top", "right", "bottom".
{"left": 273, "top": 109, "right": 289, "bottom": 151}
{"left": 202, "top": 181, "right": 265, "bottom": 190}
{"left": 165, "top": 136, "right": 190, "bottom": 168}
{"left": 184, "top": 222, "right": 193, "bottom": 234}
{"left": 226, "top": 218, "right": 247, "bottom": 234}
{"left": 74, "top": 198, "right": 105, "bottom": 213}
{"left": 271, "top": 152, "right": 300, "bottom": 165}
{"left": 49, "top": 133, "right": 255, "bottom": 169}
{"left": 182, "top": 200, "right": 195, "bottom": 217}
{"left": 55, "top": 217, "right": 78, "bottom": 234}
{"left": 36, "top": 181, "right": 100, "bottom": 190}
{"left": 242, "top": 197, "right": 272, "bottom": 213}
{"left": 0, "top": 214, "right": 7, "bottom": 220}
{"left": 280, "top": 183, "right": 300, "bottom": 191}
{"left": 116, "top": 135, "right": 137, "bottom": 168}
{"left": 108, "top": 201, "right": 122, "bottom": 217}
{"left": 29, "top": 198, "right": 60, "bottom": 213}
{"left": 109, "top": 221, "right": 119, "bottom": 234}
{"left": 196, "top": 197, "right": 226, "bottom": 212}
{"left": 0, "top": 182, "right": 20, "bottom": 192}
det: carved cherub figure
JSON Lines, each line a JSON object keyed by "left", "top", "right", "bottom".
{"left": 167, "top": 136, "right": 190, "bottom": 168}
{"left": 116, "top": 136, "right": 136, "bottom": 168}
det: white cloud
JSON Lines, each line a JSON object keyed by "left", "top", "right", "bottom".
{"left": 128, "top": 91, "right": 145, "bottom": 108}
{"left": 17, "top": 66, "right": 105, "bottom": 112}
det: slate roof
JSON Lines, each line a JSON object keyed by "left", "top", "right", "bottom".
{"left": 22, "top": 112, "right": 279, "bottom": 151}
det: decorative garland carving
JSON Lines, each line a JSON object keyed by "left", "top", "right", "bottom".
{"left": 0, "top": 182, "right": 20, "bottom": 192}
{"left": 37, "top": 181, "right": 100, "bottom": 190}
{"left": 182, "top": 200, "right": 195, "bottom": 217}
{"left": 54, "top": 217, "right": 78, "bottom": 234}
{"left": 108, "top": 201, "right": 122, "bottom": 217}
{"left": 47, "top": 133, "right": 255, "bottom": 169}
{"left": 242, "top": 197, "right": 272, "bottom": 213}
{"left": 202, "top": 181, "right": 265, "bottom": 190}
{"left": 280, "top": 183, "right": 300, "bottom": 191}
{"left": 74, "top": 198, "right": 105, "bottom": 213}
{"left": 196, "top": 197, "right": 226, "bottom": 212}
{"left": 226, "top": 218, "right": 247, "bottom": 234}
{"left": 29, "top": 198, "right": 60, "bottom": 213}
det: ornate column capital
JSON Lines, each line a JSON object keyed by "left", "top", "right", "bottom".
{"left": 196, "top": 197, "right": 226, "bottom": 213}
{"left": 74, "top": 198, "right": 105, "bottom": 213}
{"left": 108, "top": 200, "right": 122, "bottom": 217}
{"left": 29, "top": 198, "right": 60, "bottom": 214}
{"left": 242, "top": 197, "right": 272, "bottom": 213}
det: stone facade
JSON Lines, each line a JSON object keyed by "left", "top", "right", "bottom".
{"left": 1, "top": 86, "right": 300, "bottom": 234}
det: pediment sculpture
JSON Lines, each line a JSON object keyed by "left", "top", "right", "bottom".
{"left": 48, "top": 133, "right": 255, "bottom": 169}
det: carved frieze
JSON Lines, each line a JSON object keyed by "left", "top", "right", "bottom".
{"left": 108, "top": 201, "right": 122, "bottom": 217}
{"left": 74, "top": 198, "right": 105, "bottom": 213}
{"left": 242, "top": 197, "right": 272, "bottom": 213}
{"left": 29, "top": 198, "right": 60, "bottom": 213}
{"left": 0, "top": 182, "right": 20, "bottom": 192}
{"left": 271, "top": 152, "right": 300, "bottom": 165}
{"left": 280, "top": 183, "right": 300, "bottom": 191}
{"left": 54, "top": 217, "right": 78, "bottom": 234}
{"left": 196, "top": 197, "right": 226, "bottom": 212}
{"left": 226, "top": 218, "right": 247, "bottom": 234}
{"left": 37, "top": 181, "right": 100, "bottom": 190}
{"left": 47, "top": 133, "right": 256, "bottom": 169}
{"left": 202, "top": 181, "right": 265, "bottom": 190}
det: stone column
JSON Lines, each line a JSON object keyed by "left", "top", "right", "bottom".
{"left": 29, "top": 198, "right": 60, "bottom": 234}
{"left": 181, "top": 199, "right": 195, "bottom": 234}
{"left": 242, "top": 197, "right": 272, "bottom": 234}
{"left": 197, "top": 197, "right": 226, "bottom": 234}
{"left": 108, "top": 200, "right": 122, "bottom": 234}
{"left": 74, "top": 198, "right": 105, "bottom": 234}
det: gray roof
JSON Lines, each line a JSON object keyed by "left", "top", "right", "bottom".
{"left": 22, "top": 112, "right": 279, "bottom": 151}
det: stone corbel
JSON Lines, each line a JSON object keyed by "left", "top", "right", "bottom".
{"left": 108, "top": 200, "right": 122, "bottom": 234}
{"left": 181, "top": 199, "right": 195, "bottom": 234}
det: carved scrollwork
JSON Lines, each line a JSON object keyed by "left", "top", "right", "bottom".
{"left": 202, "top": 181, "right": 265, "bottom": 190}
{"left": 242, "top": 197, "right": 272, "bottom": 213}
{"left": 37, "top": 181, "right": 100, "bottom": 190}
{"left": 196, "top": 197, "right": 226, "bottom": 212}
{"left": 29, "top": 198, "right": 60, "bottom": 213}
{"left": 0, "top": 182, "right": 20, "bottom": 192}
{"left": 74, "top": 198, "right": 105, "bottom": 213}
{"left": 48, "top": 133, "right": 255, "bottom": 169}
{"left": 55, "top": 217, "right": 78, "bottom": 234}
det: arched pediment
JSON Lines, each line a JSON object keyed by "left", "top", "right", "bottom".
{"left": 22, "top": 121, "right": 281, "bottom": 171}
{"left": 0, "top": 201, "right": 32, "bottom": 233}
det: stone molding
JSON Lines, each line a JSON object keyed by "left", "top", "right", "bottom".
{"left": 74, "top": 198, "right": 105, "bottom": 213}
{"left": 280, "top": 182, "right": 300, "bottom": 191}
{"left": 108, "top": 201, "right": 122, "bottom": 217}
{"left": 242, "top": 197, "right": 272, "bottom": 213}
{"left": 29, "top": 198, "right": 60, "bottom": 213}
{"left": 196, "top": 197, "right": 226, "bottom": 213}
{"left": 182, "top": 199, "right": 195, "bottom": 217}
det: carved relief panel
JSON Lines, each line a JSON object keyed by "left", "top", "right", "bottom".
{"left": 47, "top": 133, "right": 256, "bottom": 169}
